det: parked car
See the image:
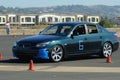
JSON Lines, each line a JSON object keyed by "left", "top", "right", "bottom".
{"left": 12, "top": 22, "right": 119, "bottom": 62}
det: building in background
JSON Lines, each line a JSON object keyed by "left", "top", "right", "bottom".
{"left": 0, "top": 14, "right": 6, "bottom": 26}
{"left": 75, "top": 14, "right": 85, "bottom": 22}
{"left": 0, "top": 13, "right": 101, "bottom": 27}
{"left": 60, "top": 14, "right": 76, "bottom": 22}
{"left": 6, "top": 14, "right": 19, "bottom": 26}
{"left": 37, "top": 13, "right": 60, "bottom": 24}
{"left": 85, "top": 15, "right": 101, "bottom": 23}
{"left": 19, "top": 14, "right": 36, "bottom": 26}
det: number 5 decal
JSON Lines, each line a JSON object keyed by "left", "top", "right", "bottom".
{"left": 79, "top": 40, "right": 84, "bottom": 50}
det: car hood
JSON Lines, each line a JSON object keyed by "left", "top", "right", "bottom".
{"left": 17, "top": 35, "right": 65, "bottom": 43}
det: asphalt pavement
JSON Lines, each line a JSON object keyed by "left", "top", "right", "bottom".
{"left": 0, "top": 35, "right": 120, "bottom": 80}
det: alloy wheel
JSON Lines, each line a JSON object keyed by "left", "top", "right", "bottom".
{"left": 103, "top": 42, "right": 112, "bottom": 57}
{"left": 50, "top": 45, "right": 63, "bottom": 62}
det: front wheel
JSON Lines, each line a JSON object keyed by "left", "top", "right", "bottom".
{"left": 49, "top": 45, "right": 64, "bottom": 62}
{"left": 101, "top": 42, "right": 112, "bottom": 57}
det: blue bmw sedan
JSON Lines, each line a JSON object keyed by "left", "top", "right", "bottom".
{"left": 12, "top": 22, "right": 119, "bottom": 62}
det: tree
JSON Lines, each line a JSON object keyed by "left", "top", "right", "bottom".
{"left": 99, "top": 17, "right": 114, "bottom": 28}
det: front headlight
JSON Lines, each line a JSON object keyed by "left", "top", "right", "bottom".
{"left": 36, "top": 42, "right": 50, "bottom": 48}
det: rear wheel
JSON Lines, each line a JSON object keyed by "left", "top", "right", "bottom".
{"left": 49, "top": 45, "right": 64, "bottom": 62}
{"left": 101, "top": 42, "right": 112, "bottom": 57}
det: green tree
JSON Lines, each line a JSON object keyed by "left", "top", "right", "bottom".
{"left": 99, "top": 17, "right": 114, "bottom": 28}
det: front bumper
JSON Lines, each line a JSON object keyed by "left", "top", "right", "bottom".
{"left": 13, "top": 48, "right": 49, "bottom": 59}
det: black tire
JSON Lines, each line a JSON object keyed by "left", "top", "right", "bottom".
{"left": 49, "top": 45, "right": 64, "bottom": 62}
{"left": 100, "top": 42, "right": 112, "bottom": 58}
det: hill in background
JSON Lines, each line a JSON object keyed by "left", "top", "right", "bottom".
{"left": 0, "top": 5, "right": 120, "bottom": 19}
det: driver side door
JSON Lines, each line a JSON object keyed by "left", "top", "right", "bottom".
{"left": 65, "top": 24, "right": 86, "bottom": 55}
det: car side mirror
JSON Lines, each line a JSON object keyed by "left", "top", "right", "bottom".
{"left": 70, "top": 33, "right": 74, "bottom": 39}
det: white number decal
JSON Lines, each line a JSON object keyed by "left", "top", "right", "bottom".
{"left": 79, "top": 40, "right": 84, "bottom": 50}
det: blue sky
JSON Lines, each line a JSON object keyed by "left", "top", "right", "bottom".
{"left": 0, "top": 0, "right": 120, "bottom": 8}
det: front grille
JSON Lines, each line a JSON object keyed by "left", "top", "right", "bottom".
{"left": 18, "top": 43, "right": 36, "bottom": 48}
{"left": 13, "top": 42, "right": 39, "bottom": 58}
{"left": 13, "top": 49, "right": 39, "bottom": 58}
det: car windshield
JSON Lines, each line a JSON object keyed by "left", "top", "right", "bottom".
{"left": 39, "top": 24, "right": 74, "bottom": 36}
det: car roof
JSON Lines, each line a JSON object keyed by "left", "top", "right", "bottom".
{"left": 55, "top": 22, "right": 97, "bottom": 25}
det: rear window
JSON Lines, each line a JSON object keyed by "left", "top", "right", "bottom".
{"left": 86, "top": 24, "right": 98, "bottom": 34}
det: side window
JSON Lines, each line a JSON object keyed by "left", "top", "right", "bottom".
{"left": 61, "top": 26, "right": 71, "bottom": 34}
{"left": 87, "top": 24, "right": 98, "bottom": 34}
{"left": 73, "top": 25, "right": 86, "bottom": 36}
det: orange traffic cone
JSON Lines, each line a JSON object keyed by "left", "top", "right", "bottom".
{"left": 0, "top": 53, "right": 3, "bottom": 60}
{"left": 106, "top": 54, "right": 111, "bottom": 63}
{"left": 29, "top": 60, "right": 34, "bottom": 71}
